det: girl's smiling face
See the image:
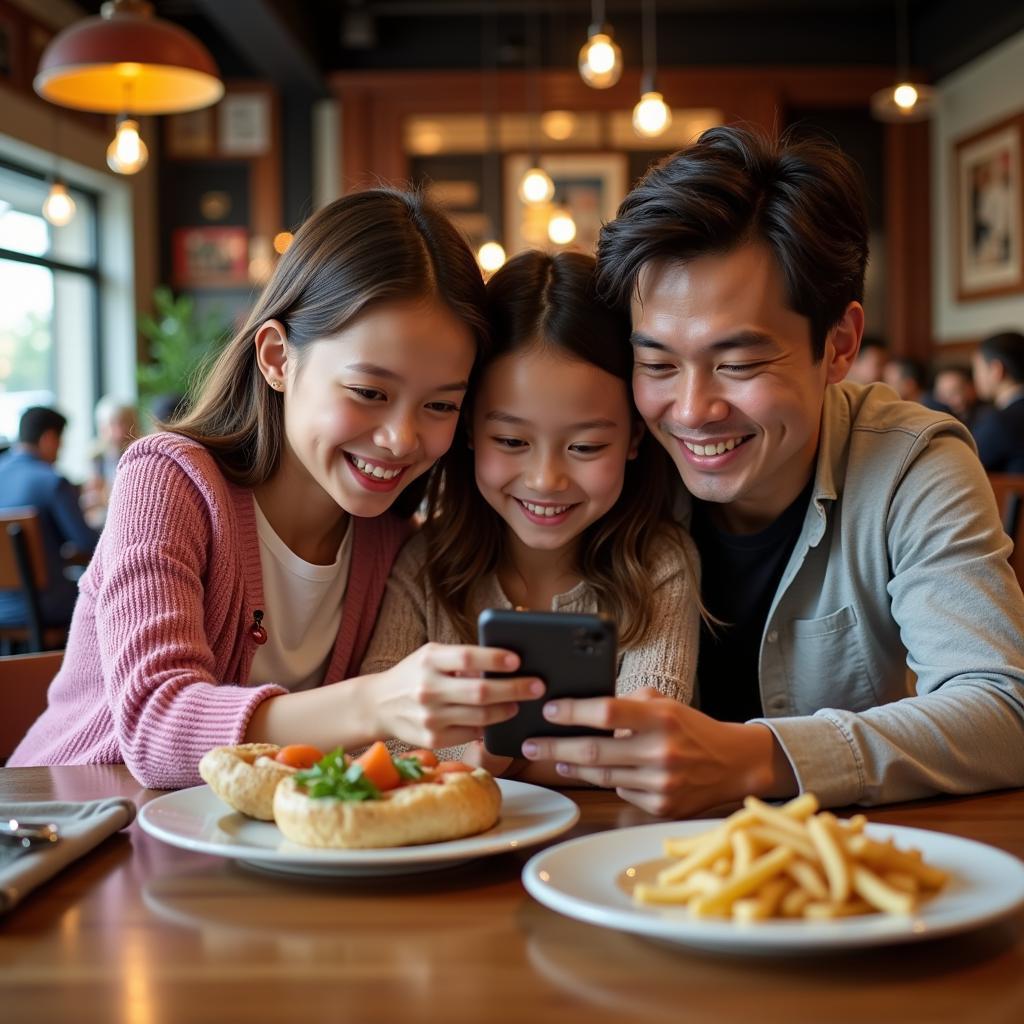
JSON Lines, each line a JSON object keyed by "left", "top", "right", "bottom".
{"left": 263, "top": 297, "right": 476, "bottom": 519}
{"left": 471, "top": 344, "right": 640, "bottom": 559}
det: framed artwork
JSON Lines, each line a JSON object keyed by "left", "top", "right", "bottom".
{"left": 218, "top": 92, "right": 271, "bottom": 156}
{"left": 955, "top": 112, "right": 1024, "bottom": 301}
{"left": 503, "top": 153, "right": 628, "bottom": 257}
{"left": 165, "top": 108, "right": 216, "bottom": 158}
{"left": 172, "top": 226, "right": 249, "bottom": 288}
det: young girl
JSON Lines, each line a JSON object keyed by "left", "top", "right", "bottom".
{"left": 10, "top": 189, "right": 542, "bottom": 787}
{"left": 360, "top": 250, "right": 701, "bottom": 776}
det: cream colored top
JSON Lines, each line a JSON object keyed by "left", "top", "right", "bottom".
{"left": 360, "top": 529, "right": 700, "bottom": 706}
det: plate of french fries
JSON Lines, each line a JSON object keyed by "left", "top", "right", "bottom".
{"left": 522, "top": 794, "right": 1024, "bottom": 953}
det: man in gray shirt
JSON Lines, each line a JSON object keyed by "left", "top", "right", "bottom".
{"left": 519, "top": 125, "right": 1024, "bottom": 814}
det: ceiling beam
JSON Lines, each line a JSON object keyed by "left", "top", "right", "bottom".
{"left": 191, "top": 0, "right": 327, "bottom": 95}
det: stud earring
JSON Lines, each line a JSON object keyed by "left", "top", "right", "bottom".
{"left": 269, "top": 379, "right": 283, "bottom": 391}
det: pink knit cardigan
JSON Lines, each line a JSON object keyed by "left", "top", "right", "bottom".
{"left": 9, "top": 433, "right": 410, "bottom": 788}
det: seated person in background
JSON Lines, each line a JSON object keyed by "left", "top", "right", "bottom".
{"left": 0, "top": 406, "right": 99, "bottom": 631}
{"left": 972, "top": 331, "right": 1024, "bottom": 473}
{"left": 932, "top": 364, "right": 988, "bottom": 429}
{"left": 81, "top": 396, "right": 138, "bottom": 527}
{"left": 845, "top": 334, "right": 887, "bottom": 384}
{"left": 884, "top": 356, "right": 951, "bottom": 414}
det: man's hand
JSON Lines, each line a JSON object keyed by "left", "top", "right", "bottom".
{"left": 520, "top": 689, "right": 798, "bottom": 817}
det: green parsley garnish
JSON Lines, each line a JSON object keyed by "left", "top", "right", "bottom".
{"left": 293, "top": 748, "right": 381, "bottom": 801}
{"left": 393, "top": 755, "right": 426, "bottom": 781}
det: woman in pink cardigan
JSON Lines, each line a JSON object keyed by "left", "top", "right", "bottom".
{"left": 11, "top": 190, "right": 541, "bottom": 788}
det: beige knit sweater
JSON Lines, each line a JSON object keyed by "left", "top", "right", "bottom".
{"left": 360, "top": 530, "right": 700, "bottom": 713}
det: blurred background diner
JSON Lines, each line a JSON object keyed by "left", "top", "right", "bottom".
{"left": 1, "top": 0, "right": 1023, "bottom": 634}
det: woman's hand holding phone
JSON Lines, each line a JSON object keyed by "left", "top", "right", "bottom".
{"left": 374, "top": 643, "right": 546, "bottom": 749}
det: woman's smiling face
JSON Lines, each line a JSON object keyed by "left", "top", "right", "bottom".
{"left": 471, "top": 344, "right": 639, "bottom": 558}
{"left": 276, "top": 297, "right": 476, "bottom": 518}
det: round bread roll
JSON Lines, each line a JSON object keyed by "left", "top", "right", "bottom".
{"left": 273, "top": 768, "right": 502, "bottom": 848}
{"left": 199, "top": 743, "right": 296, "bottom": 821}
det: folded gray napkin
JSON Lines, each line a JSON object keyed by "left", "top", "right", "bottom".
{"left": 0, "top": 797, "right": 136, "bottom": 914}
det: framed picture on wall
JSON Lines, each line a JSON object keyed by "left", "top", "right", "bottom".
{"left": 503, "top": 153, "right": 628, "bottom": 257}
{"left": 955, "top": 112, "right": 1024, "bottom": 301}
{"left": 172, "top": 226, "right": 249, "bottom": 288}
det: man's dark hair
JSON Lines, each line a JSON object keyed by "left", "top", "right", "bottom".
{"left": 887, "top": 357, "right": 927, "bottom": 389}
{"left": 596, "top": 124, "right": 869, "bottom": 361}
{"left": 18, "top": 406, "right": 67, "bottom": 445}
{"left": 978, "top": 331, "right": 1024, "bottom": 384}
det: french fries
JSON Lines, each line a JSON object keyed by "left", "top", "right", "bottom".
{"left": 632, "top": 794, "right": 949, "bottom": 922}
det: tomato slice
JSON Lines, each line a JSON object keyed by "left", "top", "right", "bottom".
{"left": 434, "top": 761, "right": 472, "bottom": 774}
{"left": 274, "top": 744, "right": 325, "bottom": 769}
{"left": 353, "top": 740, "right": 401, "bottom": 792}
{"left": 403, "top": 748, "right": 439, "bottom": 768}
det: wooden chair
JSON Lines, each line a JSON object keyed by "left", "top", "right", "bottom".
{"left": 0, "top": 507, "right": 67, "bottom": 653}
{"left": 988, "top": 473, "right": 1024, "bottom": 589}
{"left": 0, "top": 649, "right": 62, "bottom": 764}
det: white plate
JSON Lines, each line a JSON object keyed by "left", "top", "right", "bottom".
{"left": 139, "top": 779, "right": 579, "bottom": 876}
{"left": 522, "top": 819, "right": 1024, "bottom": 954}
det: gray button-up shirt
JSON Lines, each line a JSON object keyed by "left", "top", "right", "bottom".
{"left": 690, "top": 381, "right": 1024, "bottom": 806}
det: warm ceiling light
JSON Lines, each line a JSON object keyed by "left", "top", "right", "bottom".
{"left": 548, "top": 208, "right": 577, "bottom": 246}
{"left": 870, "top": 1, "right": 933, "bottom": 123}
{"left": 42, "top": 181, "right": 76, "bottom": 227}
{"left": 34, "top": 0, "right": 223, "bottom": 115}
{"left": 477, "top": 240, "right": 507, "bottom": 274}
{"left": 273, "top": 231, "right": 294, "bottom": 255}
{"left": 633, "top": 91, "right": 672, "bottom": 137}
{"left": 579, "top": 30, "right": 622, "bottom": 89}
{"left": 520, "top": 166, "right": 555, "bottom": 205}
{"left": 106, "top": 116, "right": 148, "bottom": 174}
{"left": 541, "top": 110, "right": 577, "bottom": 141}
{"left": 870, "top": 81, "right": 934, "bottom": 122}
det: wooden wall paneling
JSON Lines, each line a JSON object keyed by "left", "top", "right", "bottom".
{"left": 885, "top": 120, "right": 933, "bottom": 362}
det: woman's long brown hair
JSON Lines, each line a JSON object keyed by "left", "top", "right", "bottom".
{"left": 170, "top": 188, "right": 488, "bottom": 517}
{"left": 424, "top": 250, "right": 698, "bottom": 646}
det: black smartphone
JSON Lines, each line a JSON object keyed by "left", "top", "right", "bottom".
{"left": 479, "top": 608, "right": 617, "bottom": 759}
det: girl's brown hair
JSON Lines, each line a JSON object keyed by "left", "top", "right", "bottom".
{"left": 424, "top": 249, "right": 698, "bottom": 646}
{"left": 171, "top": 188, "right": 488, "bottom": 517}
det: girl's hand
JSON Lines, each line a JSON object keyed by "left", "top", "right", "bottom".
{"left": 461, "top": 739, "right": 516, "bottom": 777}
{"left": 518, "top": 688, "right": 797, "bottom": 817}
{"left": 372, "top": 643, "right": 545, "bottom": 750}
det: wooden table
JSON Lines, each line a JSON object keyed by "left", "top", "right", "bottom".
{"left": 1, "top": 766, "right": 1022, "bottom": 1024}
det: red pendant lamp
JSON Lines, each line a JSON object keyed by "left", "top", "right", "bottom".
{"left": 34, "top": 0, "right": 223, "bottom": 115}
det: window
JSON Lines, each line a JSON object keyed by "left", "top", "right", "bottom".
{"left": 0, "top": 160, "right": 101, "bottom": 471}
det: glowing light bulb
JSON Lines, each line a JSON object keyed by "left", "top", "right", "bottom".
{"left": 548, "top": 209, "right": 577, "bottom": 246}
{"left": 106, "top": 118, "right": 148, "bottom": 175}
{"left": 632, "top": 91, "right": 672, "bottom": 138}
{"left": 520, "top": 166, "right": 555, "bottom": 205}
{"left": 273, "top": 231, "right": 294, "bottom": 254}
{"left": 893, "top": 83, "right": 919, "bottom": 111}
{"left": 578, "top": 30, "right": 622, "bottom": 89}
{"left": 541, "top": 110, "right": 577, "bottom": 141}
{"left": 477, "top": 240, "right": 506, "bottom": 274}
{"left": 42, "top": 182, "right": 76, "bottom": 227}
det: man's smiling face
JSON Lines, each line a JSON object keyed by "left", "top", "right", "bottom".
{"left": 630, "top": 243, "right": 860, "bottom": 533}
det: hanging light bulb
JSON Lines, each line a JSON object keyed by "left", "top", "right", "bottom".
{"left": 870, "top": 2, "right": 933, "bottom": 123}
{"left": 578, "top": 31, "right": 622, "bottom": 89}
{"left": 520, "top": 165, "right": 555, "bottom": 205}
{"left": 477, "top": 240, "right": 507, "bottom": 274}
{"left": 633, "top": 90, "right": 672, "bottom": 138}
{"left": 578, "top": 0, "right": 621, "bottom": 89}
{"left": 633, "top": 2, "right": 670, "bottom": 138}
{"left": 548, "top": 207, "right": 577, "bottom": 246}
{"left": 42, "top": 181, "right": 77, "bottom": 226}
{"left": 106, "top": 115, "right": 148, "bottom": 174}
